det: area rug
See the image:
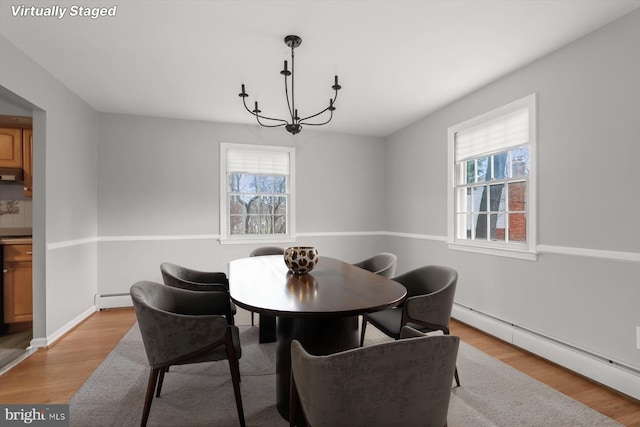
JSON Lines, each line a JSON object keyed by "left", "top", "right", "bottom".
{"left": 69, "top": 320, "right": 620, "bottom": 427}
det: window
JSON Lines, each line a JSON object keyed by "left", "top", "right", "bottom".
{"left": 447, "top": 94, "right": 536, "bottom": 260}
{"left": 220, "top": 143, "right": 295, "bottom": 243}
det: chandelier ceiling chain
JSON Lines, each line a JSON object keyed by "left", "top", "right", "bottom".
{"left": 239, "top": 35, "right": 341, "bottom": 135}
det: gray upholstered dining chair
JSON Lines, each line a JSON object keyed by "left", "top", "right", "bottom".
{"left": 248, "top": 247, "right": 284, "bottom": 342}
{"left": 130, "top": 281, "right": 245, "bottom": 427}
{"left": 352, "top": 252, "right": 397, "bottom": 278}
{"left": 359, "top": 264, "right": 461, "bottom": 386}
{"left": 289, "top": 326, "right": 459, "bottom": 427}
{"left": 160, "top": 262, "right": 236, "bottom": 325}
{"left": 249, "top": 246, "right": 286, "bottom": 258}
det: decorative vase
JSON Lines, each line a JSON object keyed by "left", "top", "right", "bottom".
{"left": 284, "top": 246, "right": 319, "bottom": 275}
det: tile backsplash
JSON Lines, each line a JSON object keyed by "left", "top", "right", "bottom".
{"left": 0, "top": 199, "right": 32, "bottom": 227}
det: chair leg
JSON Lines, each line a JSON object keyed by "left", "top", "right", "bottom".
{"left": 359, "top": 317, "right": 368, "bottom": 347}
{"left": 141, "top": 368, "right": 161, "bottom": 427}
{"left": 226, "top": 339, "right": 246, "bottom": 427}
{"left": 156, "top": 367, "right": 168, "bottom": 397}
{"left": 251, "top": 311, "right": 254, "bottom": 326}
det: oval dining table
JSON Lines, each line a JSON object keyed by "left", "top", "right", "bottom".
{"left": 228, "top": 255, "right": 407, "bottom": 420}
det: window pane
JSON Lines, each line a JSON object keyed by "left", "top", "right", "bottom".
{"left": 476, "top": 157, "right": 489, "bottom": 182}
{"left": 257, "top": 175, "right": 274, "bottom": 193}
{"left": 508, "top": 213, "right": 527, "bottom": 242}
{"left": 229, "top": 215, "right": 245, "bottom": 235}
{"left": 274, "top": 215, "right": 286, "bottom": 233}
{"left": 489, "top": 184, "right": 505, "bottom": 213}
{"left": 274, "top": 175, "right": 287, "bottom": 193}
{"left": 229, "top": 173, "right": 257, "bottom": 193}
{"left": 245, "top": 215, "right": 260, "bottom": 234}
{"left": 473, "top": 213, "right": 487, "bottom": 240}
{"left": 473, "top": 186, "right": 485, "bottom": 212}
{"left": 246, "top": 196, "right": 261, "bottom": 214}
{"left": 490, "top": 213, "right": 505, "bottom": 242}
{"left": 466, "top": 161, "right": 475, "bottom": 184}
{"left": 274, "top": 196, "right": 287, "bottom": 215}
{"left": 508, "top": 181, "right": 527, "bottom": 211}
{"left": 510, "top": 146, "right": 529, "bottom": 178}
{"left": 258, "top": 215, "right": 271, "bottom": 233}
{"left": 492, "top": 152, "right": 508, "bottom": 180}
{"left": 259, "top": 196, "right": 273, "bottom": 214}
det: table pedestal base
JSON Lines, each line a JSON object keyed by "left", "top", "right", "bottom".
{"left": 259, "top": 314, "right": 276, "bottom": 343}
{"left": 276, "top": 316, "right": 359, "bottom": 420}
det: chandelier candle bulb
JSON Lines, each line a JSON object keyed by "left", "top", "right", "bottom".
{"left": 332, "top": 75, "right": 341, "bottom": 90}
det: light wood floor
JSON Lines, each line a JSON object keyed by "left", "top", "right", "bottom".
{"left": 0, "top": 308, "right": 638, "bottom": 426}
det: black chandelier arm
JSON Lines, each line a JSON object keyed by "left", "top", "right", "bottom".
{"left": 241, "top": 96, "right": 289, "bottom": 125}
{"left": 298, "top": 90, "right": 339, "bottom": 123}
{"left": 300, "top": 109, "right": 334, "bottom": 127}
{"left": 255, "top": 115, "right": 287, "bottom": 128}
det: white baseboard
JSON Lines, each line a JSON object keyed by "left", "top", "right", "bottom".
{"left": 28, "top": 296, "right": 132, "bottom": 351}
{"left": 30, "top": 306, "right": 96, "bottom": 349}
{"left": 452, "top": 304, "right": 640, "bottom": 400}
{"left": 94, "top": 293, "right": 132, "bottom": 310}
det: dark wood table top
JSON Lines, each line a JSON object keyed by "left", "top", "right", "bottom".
{"left": 229, "top": 255, "right": 406, "bottom": 318}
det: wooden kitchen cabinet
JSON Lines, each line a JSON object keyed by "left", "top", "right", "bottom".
{"left": 0, "top": 127, "right": 23, "bottom": 168}
{"left": 2, "top": 243, "right": 33, "bottom": 324}
{"left": 23, "top": 128, "right": 33, "bottom": 197}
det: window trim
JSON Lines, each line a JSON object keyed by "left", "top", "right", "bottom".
{"left": 219, "top": 142, "right": 296, "bottom": 244}
{"left": 447, "top": 94, "right": 537, "bottom": 260}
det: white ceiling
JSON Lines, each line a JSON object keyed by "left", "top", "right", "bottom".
{"left": 1, "top": 0, "right": 639, "bottom": 137}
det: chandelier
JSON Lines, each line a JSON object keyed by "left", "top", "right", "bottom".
{"left": 239, "top": 35, "right": 341, "bottom": 135}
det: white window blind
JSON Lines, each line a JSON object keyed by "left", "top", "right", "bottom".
{"left": 226, "top": 149, "right": 290, "bottom": 175}
{"left": 455, "top": 108, "right": 529, "bottom": 161}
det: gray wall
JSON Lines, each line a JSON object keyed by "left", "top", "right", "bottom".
{"left": 385, "top": 10, "right": 640, "bottom": 371}
{"left": 0, "top": 35, "right": 99, "bottom": 339}
{"left": 96, "top": 113, "right": 387, "bottom": 292}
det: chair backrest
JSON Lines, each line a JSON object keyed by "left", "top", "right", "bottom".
{"left": 291, "top": 333, "right": 459, "bottom": 427}
{"left": 249, "top": 246, "right": 285, "bottom": 257}
{"left": 130, "top": 281, "right": 230, "bottom": 368}
{"left": 160, "top": 262, "right": 228, "bottom": 292}
{"left": 353, "top": 253, "right": 397, "bottom": 278}
{"left": 394, "top": 265, "right": 458, "bottom": 331}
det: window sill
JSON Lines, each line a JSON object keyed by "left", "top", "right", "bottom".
{"left": 219, "top": 236, "right": 296, "bottom": 245}
{"left": 448, "top": 242, "right": 537, "bottom": 261}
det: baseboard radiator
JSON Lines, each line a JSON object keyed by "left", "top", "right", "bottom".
{"left": 94, "top": 293, "right": 133, "bottom": 310}
{"left": 452, "top": 303, "right": 640, "bottom": 401}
